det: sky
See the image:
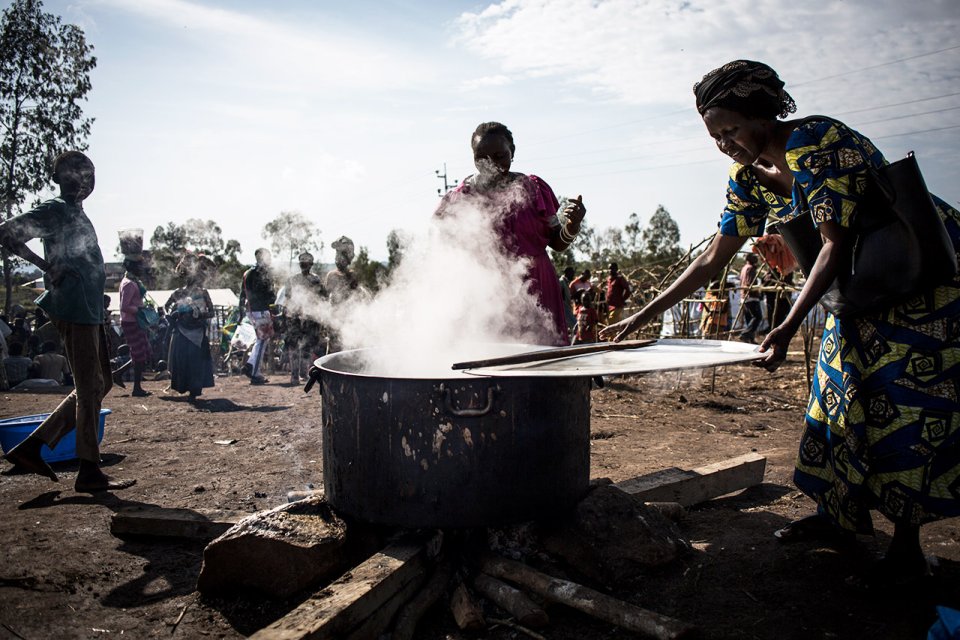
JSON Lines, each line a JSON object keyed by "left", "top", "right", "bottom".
{"left": 9, "top": 0, "right": 960, "bottom": 266}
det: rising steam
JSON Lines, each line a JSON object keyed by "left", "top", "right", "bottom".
{"left": 284, "top": 184, "right": 557, "bottom": 376}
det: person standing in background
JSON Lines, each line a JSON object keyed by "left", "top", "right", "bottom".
{"left": 559, "top": 266, "right": 576, "bottom": 337}
{"left": 119, "top": 257, "right": 152, "bottom": 397}
{"left": 738, "top": 253, "right": 762, "bottom": 343}
{"left": 324, "top": 237, "right": 358, "bottom": 354}
{"left": 284, "top": 251, "right": 326, "bottom": 383}
{"left": 238, "top": 248, "right": 276, "bottom": 384}
{"left": 605, "top": 262, "right": 632, "bottom": 326}
{"left": 569, "top": 269, "right": 593, "bottom": 299}
{"left": 164, "top": 254, "right": 216, "bottom": 400}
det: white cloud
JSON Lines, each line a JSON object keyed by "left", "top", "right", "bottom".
{"left": 459, "top": 74, "right": 513, "bottom": 92}
{"left": 96, "top": 0, "right": 438, "bottom": 93}
{"left": 453, "top": 0, "right": 960, "bottom": 115}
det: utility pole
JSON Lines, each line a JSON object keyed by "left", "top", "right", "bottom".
{"left": 435, "top": 163, "right": 457, "bottom": 197}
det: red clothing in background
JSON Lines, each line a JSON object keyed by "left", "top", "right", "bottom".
{"left": 606, "top": 274, "right": 631, "bottom": 309}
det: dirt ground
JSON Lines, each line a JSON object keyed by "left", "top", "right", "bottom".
{"left": 0, "top": 340, "right": 958, "bottom": 640}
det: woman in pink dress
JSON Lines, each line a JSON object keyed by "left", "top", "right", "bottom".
{"left": 437, "top": 122, "right": 586, "bottom": 346}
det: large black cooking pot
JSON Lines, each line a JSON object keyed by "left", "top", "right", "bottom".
{"left": 312, "top": 347, "right": 591, "bottom": 528}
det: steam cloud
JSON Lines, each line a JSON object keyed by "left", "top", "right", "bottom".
{"left": 284, "top": 185, "right": 558, "bottom": 376}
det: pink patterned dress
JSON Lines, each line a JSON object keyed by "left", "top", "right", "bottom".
{"left": 438, "top": 174, "right": 569, "bottom": 346}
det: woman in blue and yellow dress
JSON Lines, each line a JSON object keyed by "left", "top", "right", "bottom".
{"left": 602, "top": 60, "right": 960, "bottom": 588}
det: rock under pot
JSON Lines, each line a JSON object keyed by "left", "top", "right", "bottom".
{"left": 312, "top": 346, "right": 592, "bottom": 528}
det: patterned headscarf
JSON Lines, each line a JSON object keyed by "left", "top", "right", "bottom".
{"left": 693, "top": 60, "right": 797, "bottom": 120}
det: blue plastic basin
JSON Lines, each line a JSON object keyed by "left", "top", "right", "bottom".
{"left": 0, "top": 409, "right": 111, "bottom": 463}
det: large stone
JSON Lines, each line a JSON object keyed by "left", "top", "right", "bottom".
{"left": 197, "top": 496, "right": 352, "bottom": 599}
{"left": 541, "top": 484, "right": 690, "bottom": 586}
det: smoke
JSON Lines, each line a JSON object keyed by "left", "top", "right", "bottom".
{"left": 284, "top": 182, "right": 558, "bottom": 376}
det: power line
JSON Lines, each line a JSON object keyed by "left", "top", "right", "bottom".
{"left": 523, "top": 89, "right": 960, "bottom": 164}
{"left": 790, "top": 44, "right": 960, "bottom": 88}
{"left": 523, "top": 45, "right": 960, "bottom": 149}
{"left": 546, "top": 123, "right": 960, "bottom": 180}
{"left": 856, "top": 104, "right": 960, "bottom": 127}
{"left": 534, "top": 104, "right": 960, "bottom": 174}
{"left": 830, "top": 91, "right": 960, "bottom": 117}
{"left": 872, "top": 123, "right": 960, "bottom": 141}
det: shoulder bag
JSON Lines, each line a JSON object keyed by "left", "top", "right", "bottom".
{"left": 774, "top": 126, "right": 957, "bottom": 318}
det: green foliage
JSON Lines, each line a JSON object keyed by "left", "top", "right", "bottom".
{"left": 351, "top": 246, "right": 384, "bottom": 294}
{"left": 385, "top": 229, "right": 404, "bottom": 279}
{"left": 641, "top": 205, "right": 682, "bottom": 267}
{"left": 0, "top": 0, "right": 96, "bottom": 313}
{"left": 261, "top": 210, "right": 322, "bottom": 269}
{"left": 549, "top": 246, "right": 575, "bottom": 273}
{"left": 148, "top": 219, "right": 243, "bottom": 290}
{"left": 561, "top": 206, "right": 683, "bottom": 284}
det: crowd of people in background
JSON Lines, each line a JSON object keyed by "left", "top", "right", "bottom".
{"left": 554, "top": 257, "right": 792, "bottom": 346}
{"left": 1, "top": 238, "right": 795, "bottom": 394}
{"left": 0, "top": 240, "right": 361, "bottom": 396}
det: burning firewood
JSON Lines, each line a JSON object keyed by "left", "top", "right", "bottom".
{"left": 479, "top": 553, "right": 695, "bottom": 640}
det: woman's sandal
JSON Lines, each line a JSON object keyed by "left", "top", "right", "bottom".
{"left": 774, "top": 514, "right": 853, "bottom": 543}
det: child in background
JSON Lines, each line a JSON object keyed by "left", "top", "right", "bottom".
{"left": 573, "top": 288, "right": 599, "bottom": 344}
{"left": 0, "top": 151, "right": 135, "bottom": 492}
{"left": 699, "top": 276, "right": 730, "bottom": 338}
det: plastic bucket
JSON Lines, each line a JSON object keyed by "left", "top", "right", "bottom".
{"left": 0, "top": 409, "right": 111, "bottom": 463}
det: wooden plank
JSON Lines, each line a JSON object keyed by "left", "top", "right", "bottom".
{"left": 344, "top": 564, "right": 428, "bottom": 640}
{"left": 615, "top": 452, "right": 766, "bottom": 507}
{"left": 251, "top": 534, "right": 434, "bottom": 640}
{"left": 110, "top": 506, "right": 246, "bottom": 541}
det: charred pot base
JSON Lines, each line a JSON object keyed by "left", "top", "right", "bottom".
{"left": 320, "top": 368, "right": 591, "bottom": 528}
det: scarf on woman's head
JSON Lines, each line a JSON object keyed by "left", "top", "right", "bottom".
{"left": 693, "top": 60, "right": 797, "bottom": 120}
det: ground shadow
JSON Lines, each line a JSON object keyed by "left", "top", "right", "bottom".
{"left": 156, "top": 397, "right": 291, "bottom": 413}
{"left": 17, "top": 490, "right": 207, "bottom": 608}
{"left": 1, "top": 453, "right": 127, "bottom": 478}
{"left": 691, "top": 482, "right": 795, "bottom": 511}
{"left": 674, "top": 507, "right": 960, "bottom": 640}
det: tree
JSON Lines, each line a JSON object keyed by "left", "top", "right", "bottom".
{"left": 0, "top": 0, "right": 96, "bottom": 314}
{"left": 572, "top": 223, "right": 599, "bottom": 264}
{"left": 641, "top": 205, "right": 682, "bottom": 268}
{"left": 385, "top": 229, "right": 404, "bottom": 277}
{"left": 148, "top": 219, "right": 242, "bottom": 290}
{"left": 261, "top": 211, "right": 322, "bottom": 269}
{"left": 351, "top": 246, "right": 384, "bottom": 293}
{"left": 622, "top": 212, "right": 643, "bottom": 266}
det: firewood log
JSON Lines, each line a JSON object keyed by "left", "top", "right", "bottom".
{"left": 479, "top": 554, "right": 694, "bottom": 640}
{"left": 473, "top": 573, "right": 548, "bottom": 628}
{"left": 392, "top": 560, "right": 455, "bottom": 640}
{"left": 449, "top": 581, "right": 485, "bottom": 631}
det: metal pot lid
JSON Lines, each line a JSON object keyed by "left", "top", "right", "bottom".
{"left": 315, "top": 343, "right": 555, "bottom": 379}
{"left": 462, "top": 339, "right": 763, "bottom": 378}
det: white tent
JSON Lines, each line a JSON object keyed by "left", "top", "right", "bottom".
{"left": 105, "top": 288, "right": 239, "bottom": 314}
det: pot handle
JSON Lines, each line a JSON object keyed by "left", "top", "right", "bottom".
{"left": 303, "top": 365, "right": 322, "bottom": 393}
{"left": 439, "top": 383, "right": 497, "bottom": 417}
